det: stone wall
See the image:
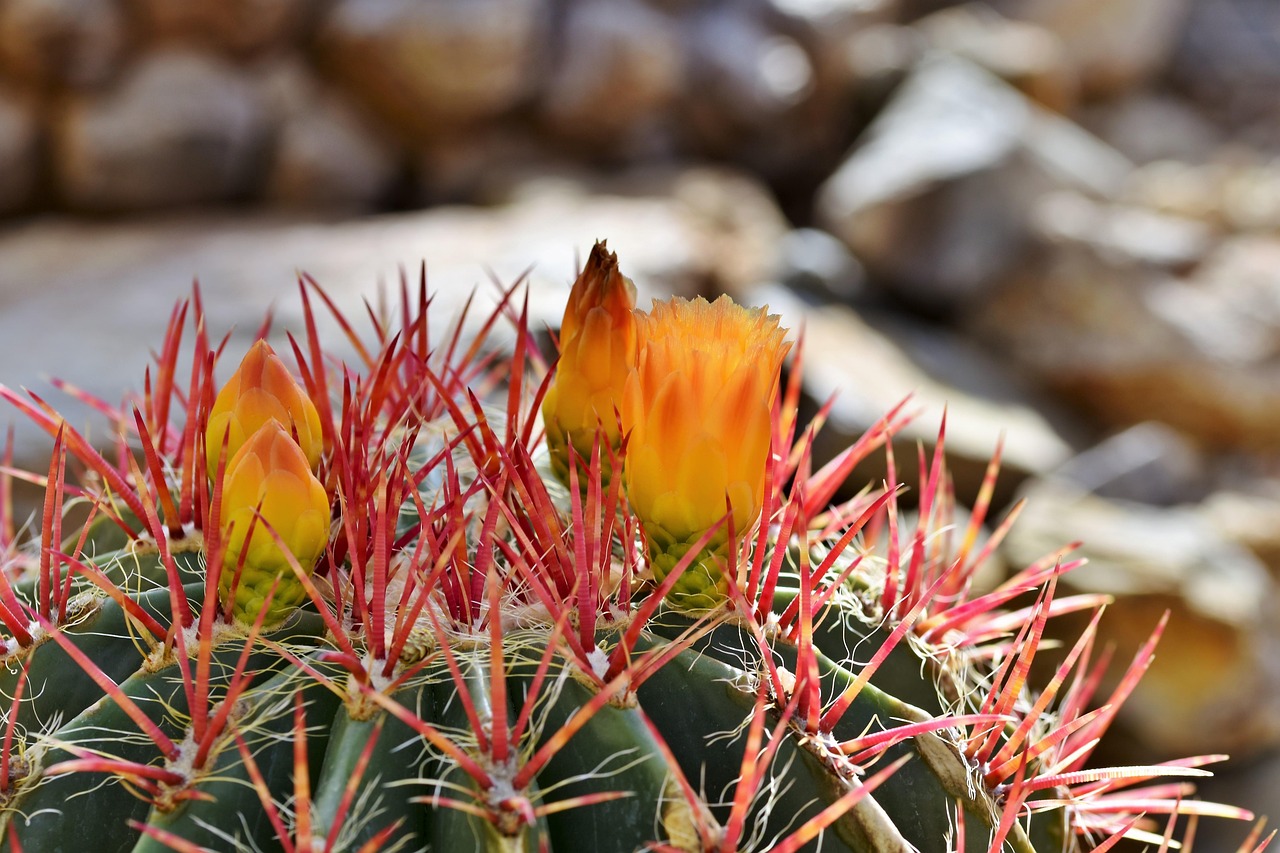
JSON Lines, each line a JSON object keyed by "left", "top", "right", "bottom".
{"left": 0, "top": 0, "right": 909, "bottom": 217}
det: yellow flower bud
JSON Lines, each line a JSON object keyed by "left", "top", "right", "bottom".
{"left": 206, "top": 340, "right": 323, "bottom": 477}
{"left": 622, "top": 295, "right": 790, "bottom": 610}
{"left": 218, "top": 421, "right": 331, "bottom": 624}
{"left": 542, "top": 241, "right": 638, "bottom": 486}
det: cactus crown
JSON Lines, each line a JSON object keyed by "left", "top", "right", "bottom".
{"left": 0, "top": 248, "right": 1258, "bottom": 853}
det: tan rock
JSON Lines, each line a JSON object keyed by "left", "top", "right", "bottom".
{"left": 914, "top": 3, "right": 1079, "bottom": 113}
{"left": 54, "top": 50, "right": 269, "bottom": 212}
{"left": 539, "top": 0, "right": 684, "bottom": 150}
{"left": 259, "top": 61, "right": 401, "bottom": 211}
{"left": 315, "top": 0, "right": 549, "bottom": 141}
{"left": 992, "top": 0, "right": 1193, "bottom": 97}
{"left": 137, "top": 0, "right": 320, "bottom": 54}
{"left": 971, "top": 231, "right": 1280, "bottom": 450}
{"left": 1202, "top": 489, "right": 1280, "bottom": 578}
{"left": 0, "top": 89, "right": 39, "bottom": 214}
{"left": 0, "top": 0, "right": 127, "bottom": 89}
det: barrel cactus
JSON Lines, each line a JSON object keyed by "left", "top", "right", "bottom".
{"left": 0, "top": 243, "right": 1258, "bottom": 853}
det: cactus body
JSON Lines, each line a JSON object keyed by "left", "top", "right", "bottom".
{"left": 0, "top": 265, "right": 1250, "bottom": 853}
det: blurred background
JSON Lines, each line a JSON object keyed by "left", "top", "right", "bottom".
{"left": 1, "top": 0, "right": 1280, "bottom": 846}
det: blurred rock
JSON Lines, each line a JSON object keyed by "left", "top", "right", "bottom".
{"left": 816, "top": 52, "right": 1130, "bottom": 312}
{"left": 416, "top": 130, "right": 559, "bottom": 206}
{"left": 768, "top": 0, "right": 899, "bottom": 34}
{"left": 315, "top": 0, "right": 549, "bottom": 141}
{"left": 1008, "top": 480, "right": 1280, "bottom": 758}
{"left": 138, "top": 0, "right": 319, "bottom": 54}
{"left": 0, "top": 89, "right": 39, "bottom": 214}
{"left": 914, "top": 3, "right": 1078, "bottom": 113}
{"left": 766, "top": 0, "right": 901, "bottom": 110}
{"left": 1049, "top": 421, "right": 1207, "bottom": 506}
{"left": 538, "top": 0, "right": 683, "bottom": 153}
{"left": 774, "top": 227, "right": 866, "bottom": 303}
{"left": 1081, "top": 93, "right": 1223, "bottom": 165}
{"left": 1123, "top": 159, "right": 1231, "bottom": 224}
{"left": 970, "top": 231, "right": 1280, "bottom": 450}
{"left": 681, "top": 5, "right": 817, "bottom": 157}
{"left": 55, "top": 50, "right": 269, "bottom": 212}
{"left": 259, "top": 61, "right": 402, "bottom": 211}
{"left": 1202, "top": 488, "right": 1280, "bottom": 579}
{"left": 1125, "top": 158, "right": 1280, "bottom": 233}
{"left": 0, "top": 0, "right": 127, "bottom": 90}
{"left": 992, "top": 0, "right": 1193, "bottom": 97}
{"left": 747, "top": 282, "right": 1080, "bottom": 504}
{"left": 1032, "top": 191, "right": 1213, "bottom": 270}
{"left": 1170, "top": 0, "right": 1280, "bottom": 144}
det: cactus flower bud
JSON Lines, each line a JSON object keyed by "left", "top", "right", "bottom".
{"left": 206, "top": 340, "right": 323, "bottom": 477}
{"left": 218, "top": 421, "right": 331, "bottom": 625}
{"left": 622, "top": 295, "right": 790, "bottom": 610}
{"left": 542, "top": 241, "right": 638, "bottom": 486}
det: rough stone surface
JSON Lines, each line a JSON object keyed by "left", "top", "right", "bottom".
{"left": 54, "top": 50, "right": 269, "bottom": 212}
{"left": 0, "top": 89, "right": 39, "bottom": 214}
{"left": 970, "top": 232, "right": 1280, "bottom": 450}
{"left": 1007, "top": 480, "right": 1280, "bottom": 758}
{"left": 0, "top": 0, "right": 127, "bottom": 89}
{"left": 259, "top": 61, "right": 401, "bottom": 211}
{"left": 539, "top": 0, "right": 683, "bottom": 152}
{"left": 992, "top": 0, "right": 1193, "bottom": 97}
{"left": 138, "top": 0, "right": 319, "bottom": 54}
{"left": 815, "top": 53, "right": 1130, "bottom": 311}
{"left": 315, "top": 0, "right": 549, "bottom": 141}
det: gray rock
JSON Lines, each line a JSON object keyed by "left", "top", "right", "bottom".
{"left": 0, "top": 0, "right": 127, "bottom": 90}
{"left": 815, "top": 52, "right": 1130, "bottom": 311}
{"left": 774, "top": 227, "right": 866, "bottom": 303}
{"left": 1048, "top": 421, "right": 1207, "bottom": 506}
{"left": 1007, "top": 479, "right": 1280, "bottom": 759}
{"left": 0, "top": 89, "right": 39, "bottom": 214}
{"left": 969, "top": 233, "right": 1280, "bottom": 450}
{"left": 315, "top": 0, "right": 549, "bottom": 141}
{"left": 539, "top": 0, "right": 684, "bottom": 152}
{"left": 137, "top": 0, "right": 319, "bottom": 54}
{"left": 1170, "top": 0, "right": 1280, "bottom": 139}
{"left": 259, "top": 60, "right": 401, "bottom": 211}
{"left": 54, "top": 50, "right": 269, "bottom": 212}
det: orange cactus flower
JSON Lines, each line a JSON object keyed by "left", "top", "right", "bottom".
{"left": 542, "top": 241, "right": 638, "bottom": 486}
{"left": 622, "top": 295, "right": 790, "bottom": 610}
{"left": 218, "top": 421, "right": 331, "bottom": 625}
{"left": 206, "top": 340, "right": 323, "bottom": 477}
